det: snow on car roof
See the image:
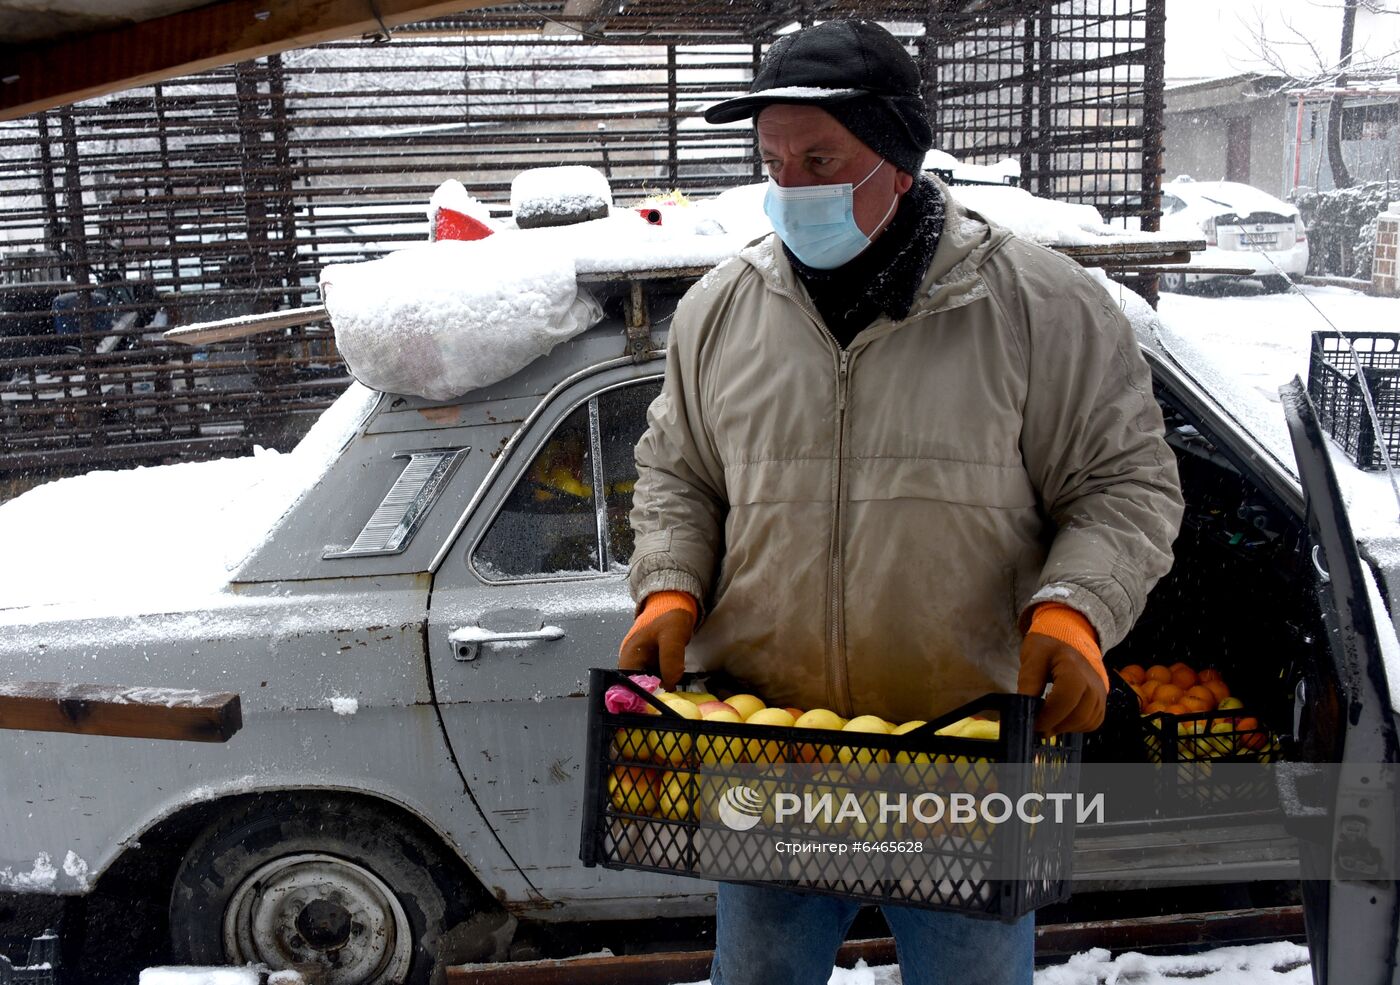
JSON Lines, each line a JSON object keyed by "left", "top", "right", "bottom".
{"left": 330, "top": 168, "right": 1180, "bottom": 288}
{"left": 0, "top": 382, "right": 378, "bottom": 617}
{"left": 1164, "top": 180, "right": 1299, "bottom": 218}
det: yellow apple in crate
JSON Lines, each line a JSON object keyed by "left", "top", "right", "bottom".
{"left": 891, "top": 720, "right": 930, "bottom": 765}
{"left": 740, "top": 707, "right": 796, "bottom": 763}
{"left": 647, "top": 697, "right": 697, "bottom": 766}
{"left": 794, "top": 709, "right": 846, "bottom": 763}
{"left": 609, "top": 765, "right": 658, "bottom": 816}
{"left": 725, "top": 694, "right": 766, "bottom": 719}
{"left": 837, "top": 715, "right": 894, "bottom": 764}
{"left": 657, "top": 770, "right": 699, "bottom": 821}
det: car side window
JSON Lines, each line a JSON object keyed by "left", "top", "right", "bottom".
{"left": 475, "top": 404, "right": 599, "bottom": 579}
{"left": 1162, "top": 194, "right": 1186, "bottom": 215}
{"left": 600, "top": 379, "right": 663, "bottom": 566}
{"left": 472, "top": 377, "right": 662, "bottom": 581}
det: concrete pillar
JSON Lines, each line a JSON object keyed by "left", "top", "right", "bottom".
{"left": 1374, "top": 201, "right": 1400, "bottom": 297}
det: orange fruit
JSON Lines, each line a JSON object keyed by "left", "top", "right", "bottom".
{"left": 1241, "top": 730, "right": 1269, "bottom": 752}
{"left": 1235, "top": 716, "right": 1259, "bottom": 732}
{"left": 1182, "top": 695, "right": 1213, "bottom": 713}
{"left": 1170, "top": 667, "right": 1198, "bottom": 689}
{"left": 1118, "top": 664, "right": 1147, "bottom": 686}
{"left": 1203, "top": 680, "right": 1230, "bottom": 703}
{"left": 1185, "top": 685, "right": 1217, "bottom": 709}
{"left": 1146, "top": 665, "right": 1172, "bottom": 684}
{"left": 1198, "top": 669, "right": 1223, "bottom": 683}
{"left": 1142, "top": 701, "right": 1169, "bottom": 716}
{"left": 1153, "top": 684, "right": 1185, "bottom": 705}
{"left": 1165, "top": 703, "right": 1189, "bottom": 715}
{"left": 1139, "top": 679, "right": 1161, "bottom": 700}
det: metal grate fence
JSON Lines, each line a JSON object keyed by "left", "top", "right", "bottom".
{"left": 0, "top": 0, "right": 1163, "bottom": 481}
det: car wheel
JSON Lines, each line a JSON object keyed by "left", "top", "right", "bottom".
{"left": 1259, "top": 275, "right": 1293, "bottom": 293}
{"left": 169, "top": 795, "right": 469, "bottom": 985}
{"left": 1158, "top": 271, "right": 1186, "bottom": 293}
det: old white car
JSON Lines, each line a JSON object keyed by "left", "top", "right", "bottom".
{"left": 1157, "top": 178, "right": 1310, "bottom": 293}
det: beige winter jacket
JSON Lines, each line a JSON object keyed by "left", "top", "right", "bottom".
{"left": 628, "top": 185, "right": 1185, "bottom": 723}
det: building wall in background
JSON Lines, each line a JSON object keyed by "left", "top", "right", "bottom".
{"left": 1163, "top": 75, "right": 1288, "bottom": 196}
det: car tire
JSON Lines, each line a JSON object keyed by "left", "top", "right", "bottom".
{"left": 1259, "top": 275, "right": 1292, "bottom": 293}
{"left": 1158, "top": 271, "right": 1186, "bottom": 293}
{"left": 169, "top": 794, "right": 471, "bottom": 985}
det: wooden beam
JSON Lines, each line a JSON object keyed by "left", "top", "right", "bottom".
{"left": 447, "top": 906, "right": 1305, "bottom": 984}
{"left": 0, "top": 682, "right": 242, "bottom": 742}
{"left": 1102, "top": 266, "right": 1256, "bottom": 275}
{"left": 0, "top": 0, "right": 505, "bottom": 121}
{"left": 164, "top": 305, "right": 329, "bottom": 346}
{"left": 1051, "top": 239, "right": 1205, "bottom": 259}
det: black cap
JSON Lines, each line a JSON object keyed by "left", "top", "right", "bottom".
{"left": 703, "top": 20, "right": 934, "bottom": 175}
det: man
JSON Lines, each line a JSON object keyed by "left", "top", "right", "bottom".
{"left": 618, "top": 19, "right": 1184, "bottom": 985}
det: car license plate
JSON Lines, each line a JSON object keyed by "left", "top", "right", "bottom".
{"left": 1240, "top": 233, "right": 1276, "bottom": 246}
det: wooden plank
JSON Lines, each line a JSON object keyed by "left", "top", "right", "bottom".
{"left": 1053, "top": 239, "right": 1206, "bottom": 258}
{"left": 1110, "top": 267, "right": 1256, "bottom": 275}
{"left": 1037, "top": 905, "right": 1306, "bottom": 956}
{"left": 1301, "top": 274, "right": 1375, "bottom": 293}
{"left": 0, "top": 0, "right": 505, "bottom": 121}
{"left": 0, "top": 682, "right": 242, "bottom": 742}
{"left": 446, "top": 906, "right": 1305, "bottom": 984}
{"left": 577, "top": 266, "right": 716, "bottom": 283}
{"left": 163, "top": 305, "right": 330, "bottom": 346}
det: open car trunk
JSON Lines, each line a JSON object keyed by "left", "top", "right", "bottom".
{"left": 1070, "top": 353, "right": 1328, "bottom": 888}
{"left": 1070, "top": 346, "right": 1400, "bottom": 984}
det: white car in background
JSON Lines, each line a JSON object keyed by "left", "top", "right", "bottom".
{"left": 1157, "top": 178, "right": 1309, "bottom": 293}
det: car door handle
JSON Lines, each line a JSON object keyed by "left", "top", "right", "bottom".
{"left": 449, "top": 626, "right": 565, "bottom": 662}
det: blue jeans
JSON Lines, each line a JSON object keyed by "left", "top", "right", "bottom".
{"left": 710, "top": 883, "right": 1034, "bottom": 985}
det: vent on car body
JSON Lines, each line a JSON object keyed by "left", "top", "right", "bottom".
{"left": 324, "top": 448, "right": 470, "bottom": 559}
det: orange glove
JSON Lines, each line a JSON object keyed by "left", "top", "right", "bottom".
{"left": 1017, "top": 602, "right": 1108, "bottom": 734}
{"left": 618, "top": 591, "right": 698, "bottom": 689}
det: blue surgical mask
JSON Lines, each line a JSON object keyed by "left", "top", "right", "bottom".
{"left": 763, "top": 159, "right": 898, "bottom": 269}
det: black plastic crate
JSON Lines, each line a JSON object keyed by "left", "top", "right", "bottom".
{"left": 1306, "top": 331, "right": 1400, "bottom": 470}
{"left": 1141, "top": 708, "right": 1281, "bottom": 816}
{"left": 579, "top": 669, "right": 1081, "bottom": 922}
{"left": 0, "top": 930, "right": 58, "bottom": 985}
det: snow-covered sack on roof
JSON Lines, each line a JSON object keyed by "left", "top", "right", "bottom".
{"left": 511, "top": 165, "right": 612, "bottom": 228}
{"left": 321, "top": 236, "right": 601, "bottom": 402}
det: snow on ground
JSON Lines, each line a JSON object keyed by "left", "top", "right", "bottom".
{"left": 0, "top": 382, "right": 377, "bottom": 614}
{"left": 664, "top": 940, "right": 1310, "bottom": 985}
{"left": 139, "top": 969, "right": 262, "bottom": 985}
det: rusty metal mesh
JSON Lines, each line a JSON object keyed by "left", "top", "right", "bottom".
{"left": 0, "top": 0, "right": 1162, "bottom": 480}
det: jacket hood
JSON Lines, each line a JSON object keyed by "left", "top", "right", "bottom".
{"left": 738, "top": 177, "right": 1014, "bottom": 324}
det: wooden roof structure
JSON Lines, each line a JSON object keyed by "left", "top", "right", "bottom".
{"left": 1, "top": 0, "right": 1046, "bottom": 120}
